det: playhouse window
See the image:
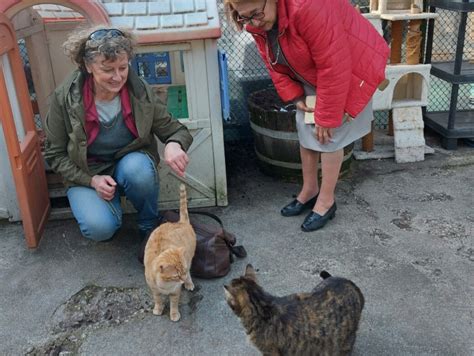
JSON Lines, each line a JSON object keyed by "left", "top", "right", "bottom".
{"left": 2, "top": 54, "right": 26, "bottom": 142}
{"left": 133, "top": 49, "right": 188, "bottom": 120}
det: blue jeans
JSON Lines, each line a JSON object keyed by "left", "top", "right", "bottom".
{"left": 67, "top": 152, "right": 159, "bottom": 241}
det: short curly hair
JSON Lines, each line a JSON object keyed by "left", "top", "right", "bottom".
{"left": 63, "top": 26, "right": 136, "bottom": 72}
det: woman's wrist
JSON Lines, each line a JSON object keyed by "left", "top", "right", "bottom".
{"left": 166, "top": 140, "right": 183, "bottom": 150}
{"left": 293, "top": 96, "right": 305, "bottom": 105}
{"left": 90, "top": 175, "right": 99, "bottom": 188}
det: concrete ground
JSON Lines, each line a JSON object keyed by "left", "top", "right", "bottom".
{"left": 0, "top": 134, "right": 473, "bottom": 356}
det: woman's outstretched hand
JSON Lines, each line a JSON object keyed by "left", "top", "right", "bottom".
{"left": 91, "top": 175, "right": 117, "bottom": 201}
{"left": 164, "top": 142, "right": 189, "bottom": 177}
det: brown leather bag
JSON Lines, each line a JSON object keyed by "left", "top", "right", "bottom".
{"left": 162, "top": 210, "right": 247, "bottom": 279}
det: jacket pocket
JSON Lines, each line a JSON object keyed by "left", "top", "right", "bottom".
{"left": 346, "top": 74, "right": 376, "bottom": 118}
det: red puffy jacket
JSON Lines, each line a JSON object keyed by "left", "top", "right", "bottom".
{"left": 247, "top": 0, "right": 390, "bottom": 128}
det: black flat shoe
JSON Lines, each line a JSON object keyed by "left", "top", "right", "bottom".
{"left": 281, "top": 195, "right": 318, "bottom": 217}
{"left": 301, "top": 202, "right": 337, "bottom": 232}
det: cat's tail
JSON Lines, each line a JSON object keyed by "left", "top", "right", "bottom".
{"left": 320, "top": 271, "right": 332, "bottom": 279}
{"left": 179, "top": 184, "right": 189, "bottom": 224}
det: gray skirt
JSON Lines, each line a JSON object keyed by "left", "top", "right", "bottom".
{"left": 297, "top": 86, "right": 373, "bottom": 152}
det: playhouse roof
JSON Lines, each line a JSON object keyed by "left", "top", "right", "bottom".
{"left": 101, "top": 0, "right": 221, "bottom": 43}
{"left": 32, "top": 4, "right": 84, "bottom": 21}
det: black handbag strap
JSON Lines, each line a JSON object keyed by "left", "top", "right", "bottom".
{"left": 188, "top": 211, "right": 224, "bottom": 227}
{"left": 186, "top": 210, "right": 247, "bottom": 259}
{"left": 171, "top": 209, "right": 224, "bottom": 227}
{"left": 228, "top": 245, "right": 247, "bottom": 258}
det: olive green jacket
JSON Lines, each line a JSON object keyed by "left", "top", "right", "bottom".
{"left": 44, "top": 69, "right": 193, "bottom": 187}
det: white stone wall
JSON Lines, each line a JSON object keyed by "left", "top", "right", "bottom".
{"left": 99, "top": 0, "right": 218, "bottom": 32}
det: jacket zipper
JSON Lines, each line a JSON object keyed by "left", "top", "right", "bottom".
{"left": 276, "top": 29, "right": 314, "bottom": 89}
{"left": 251, "top": 28, "right": 353, "bottom": 119}
{"left": 277, "top": 30, "right": 352, "bottom": 119}
{"left": 252, "top": 31, "right": 301, "bottom": 86}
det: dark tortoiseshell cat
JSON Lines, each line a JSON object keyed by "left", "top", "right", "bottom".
{"left": 224, "top": 265, "right": 364, "bottom": 356}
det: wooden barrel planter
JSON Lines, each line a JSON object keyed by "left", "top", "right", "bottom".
{"left": 248, "top": 89, "right": 354, "bottom": 179}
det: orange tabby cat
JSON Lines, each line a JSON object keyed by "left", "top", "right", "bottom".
{"left": 144, "top": 184, "right": 196, "bottom": 322}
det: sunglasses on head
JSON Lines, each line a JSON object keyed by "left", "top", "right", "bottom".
{"left": 88, "top": 28, "right": 125, "bottom": 41}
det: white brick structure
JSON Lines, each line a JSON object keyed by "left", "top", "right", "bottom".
{"left": 356, "top": 10, "right": 438, "bottom": 163}
{"left": 392, "top": 107, "right": 426, "bottom": 163}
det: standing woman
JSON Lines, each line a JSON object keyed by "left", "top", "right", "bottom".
{"left": 44, "top": 27, "right": 193, "bottom": 245}
{"left": 224, "top": 0, "right": 389, "bottom": 232}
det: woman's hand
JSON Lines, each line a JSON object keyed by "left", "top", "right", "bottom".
{"left": 91, "top": 175, "right": 117, "bottom": 201}
{"left": 164, "top": 142, "right": 189, "bottom": 177}
{"left": 295, "top": 99, "right": 314, "bottom": 113}
{"left": 314, "top": 126, "right": 333, "bottom": 145}
{"left": 296, "top": 99, "right": 332, "bottom": 145}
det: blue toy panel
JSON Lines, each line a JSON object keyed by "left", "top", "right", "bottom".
{"left": 132, "top": 52, "right": 172, "bottom": 84}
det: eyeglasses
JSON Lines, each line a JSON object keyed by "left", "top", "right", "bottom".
{"left": 88, "top": 28, "right": 125, "bottom": 41}
{"left": 235, "top": 0, "right": 267, "bottom": 25}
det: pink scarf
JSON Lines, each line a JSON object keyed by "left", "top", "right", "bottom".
{"left": 83, "top": 75, "right": 139, "bottom": 146}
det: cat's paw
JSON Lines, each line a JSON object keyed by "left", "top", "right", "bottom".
{"left": 153, "top": 304, "right": 165, "bottom": 316}
{"left": 184, "top": 281, "right": 194, "bottom": 291}
{"left": 170, "top": 311, "right": 181, "bottom": 322}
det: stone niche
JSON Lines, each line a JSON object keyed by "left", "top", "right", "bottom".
{"left": 372, "top": 64, "right": 431, "bottom": 111}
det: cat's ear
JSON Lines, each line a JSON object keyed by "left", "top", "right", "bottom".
{"left": 159, "top": 264, "right": 172, "bottom": 273}
{"left": 244, "top": 264, "right": 257, "bottom": 282}
{"left": 159, "top": 264, "right": 166, "bottom": 273}
{"left": 224, "top": 285, "right": 242, "bottom": 315}
{"left": 223, "top": 286, "right": 236, "bottom": 304}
